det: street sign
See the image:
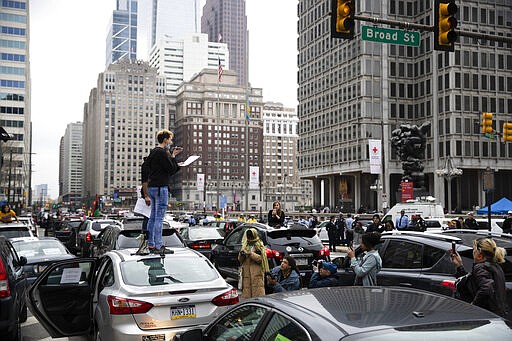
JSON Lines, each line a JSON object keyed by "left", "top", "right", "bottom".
{"left": 483, "top": 132, "right": 496, "bottom": 140}
{"left": 362, "top": 26, "right": 421, "bottom": 47}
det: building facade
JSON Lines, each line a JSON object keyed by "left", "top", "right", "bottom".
{"left": 173, "top": 68, "right": 263, "bottom": 211}
{"left": 0, "top": 0, "right": 31, "bottom": 208}
{"left": 82, "top": 60, "right": 167, "bottom": 205}
{"left": 297, "top": 0, "right": 512, "bottom": 213}
{"left": 201, "top": 0, "right": 248, "bottom": 86}
{"left": 60, "top": 122, "right": 83, "bottom": 205}
{"left": 106, "top": 0, "right": 138, "bottom": 69}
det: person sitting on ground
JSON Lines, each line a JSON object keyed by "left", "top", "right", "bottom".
{"left": 0, "top": 204, "right": 18, "bottom": 223}
{"left": 308, "top": 261, "right": 338, "bottom": 288}
{"left": 266, "top": 256, "right": 301, "bottom": 293}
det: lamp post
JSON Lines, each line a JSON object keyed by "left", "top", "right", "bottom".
{"left": 435, "top": 156, "right": 463, "bottom": 213}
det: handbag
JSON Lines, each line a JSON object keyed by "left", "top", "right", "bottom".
{"left": 238, "top": 267, "right": 243, "bottom": 290}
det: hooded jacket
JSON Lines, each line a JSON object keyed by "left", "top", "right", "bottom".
{"left": 350, "top": 250, "right": 382, "bottom": 286}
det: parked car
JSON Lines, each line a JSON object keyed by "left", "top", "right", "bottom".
{"left": 17, "top": 216, "right": 37, "bottom": 236}
{"left": 174, "top": 286, "right": 512, "bottom": 341}
{"left": 53, "top": 217, "right": 82, "bottom": 255}
{"left": 0, "top": 221, "right": 34, "bottom": 239}
{"left": 203, "top": 220, "right": 242, "bottom": 235}
{"left": 26, "top": 247, "right": 239, "bottom": 340}
{"left": 332, "top": 230, "right": 512, "bottom": 320}
{"left": 91, "top": 218, "right": 185, "bottom": 257}
{"left": 0, "top": 235, "right": 27, "bottom": 340}
{"left": 210, "top": 223, "right": 330, "bottom": 286}
{"left": 10, "top": 237, "right": 75, "bottom": 285}
{"left": 76, "top": 218, "right": 122, "bottom": 257}
{"left": 179, "top": 226, "right": 225, "bottom": 259}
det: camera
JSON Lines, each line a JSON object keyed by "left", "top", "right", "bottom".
{"left": 240, "top": 250, "right": 245, "bottom": 256}
{"left": 451, "top": 241, "right": 456, "bottom": 254}
{"left": 312, "top": 260, "right": 318, "bottom": 267}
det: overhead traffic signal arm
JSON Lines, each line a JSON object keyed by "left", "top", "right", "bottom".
{"left": 331, "top": 0, "right": 355, "bottom": 39}
{"left": 434, "top": 0, "right": 458, "bottom": 51}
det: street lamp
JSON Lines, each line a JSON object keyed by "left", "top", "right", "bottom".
{"left": 435, "top": 156, "right": 463, "bottom": 213}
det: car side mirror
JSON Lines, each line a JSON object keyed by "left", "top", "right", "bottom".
{"left": 173, "top": 328, "right": 203, "bottom": 341}
{"left": 16, "top": 256, "right": 27, "bottom": 267}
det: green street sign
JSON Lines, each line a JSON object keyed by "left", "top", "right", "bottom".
{"left": 362, "top": 26, "right": 421, "bottom": 47}
{"left": 484, "top": 132, "right": 496, "bottom": 140}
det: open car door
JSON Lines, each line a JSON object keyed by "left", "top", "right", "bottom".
{"left": 26, "top": 258, "right": 99, "bottom": 338}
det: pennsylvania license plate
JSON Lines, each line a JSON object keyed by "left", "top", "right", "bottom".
{"left": 293, "top": 258, "right": 308, "bottom": 266}
{"left": 171, "top": 305, "right": 196, "bottom": 320}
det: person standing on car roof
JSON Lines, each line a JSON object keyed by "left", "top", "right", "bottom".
{"left": 267, "top": 201, "right": 285, "bottom": 228}
{"left": 464, "top": 212, "right": 479, "bottom": 229}
{"left": 450, "top": 238, "right": 507, "bottom": 318}
{"left": 395, "top": 210, "right": 409, "bottom": 229}
{"left": 502, "top": 211, "right": 512, "bottom": 234}
{"left": 238, "top": 228, "right": 269, "bottom": 298}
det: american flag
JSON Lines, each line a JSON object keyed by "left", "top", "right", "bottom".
{"left": 218, "top": 57, "right": 223, "bottom": 82}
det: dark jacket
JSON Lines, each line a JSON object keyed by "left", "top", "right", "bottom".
{"left": 502, "top": 217, "right": 512, "bottom": 234}
{"left": 267, "top": 210, "right": 285, "bottom": 228}
{"left": 147, "top": 147, "right": 180, "bottom": 187}
{"left": 366, "top": 222, "right": 384, "bottom": 233}
{"left": 455, "top": 261, "right": 507, "bottom": 317}
{"left": 308, "top": 272, "right": 338, "bottom": 288}
{"left": 326, "top": 221, "right": 337, "bottom": 237}
{"left": 464, "top": 217, "right": 479, "bottom": 229}
{"left": 140, "top": 157, "right": 150, "bottom": 197}
{"left": 269, "top": 266, "right": 300, "bottom": 292}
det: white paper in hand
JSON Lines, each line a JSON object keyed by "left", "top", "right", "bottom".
{"left": 178, "top": 155, "right": 200, "bottom": 167}
{"left": 134, "top": 198, "right": 151, "bottom": 218}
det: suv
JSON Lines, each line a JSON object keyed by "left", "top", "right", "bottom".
{"left": 76, "top": 219, "right": 122, "bottom": 257}
{"left": 333, "top": 230, "right": 512, "bottom": 320}
{"left": 210, "top": 223, "right": 330, "bottom": 286}
{"left": 0, "top": 221, "right": 34, "bottom": 239}
{"left": 0, "top": 236, "right": 27, "bottom": 340}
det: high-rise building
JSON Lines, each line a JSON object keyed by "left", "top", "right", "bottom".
{"left": 58, "top": 136, "right": 63, "bottom": 200}
{"left": 60, "top": 122, "right": 83, "bottom": 205}
{"left": 262, "top": 102, "right": 311, "bottom": 211}
{"left": 83, "top": 60, "right": 167, "bottom": 203}
{"left": 297, "top": 1, "right": 512, "bottom": 212}
{"left": 148, "top": 32, "right": 229, "bottom": 129}
{"left": 137, "top": 0, "right": 202, "bottom": 59}
{"left": 33, "top": 184, "right": 48, "bottom": 205}
{"left": 0, "top": 0, "right": 32, "bottom": 208}
{"left": 202, "top": 0, "right": 248, "bottom": 86}
{"left": 106, "top": 0, "right": 138, "bottom": 69}
{"left": 173, "top": 68, "right": 263, "bottom": 211}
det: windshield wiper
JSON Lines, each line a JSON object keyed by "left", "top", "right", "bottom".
{"left": 156, "top": 274, "right": 182, "bottom": 283}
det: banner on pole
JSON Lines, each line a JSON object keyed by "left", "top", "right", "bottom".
{"left": 368, "top": 139, "right": 382, "bottom": 174}
{"left": 249, "top": 166, "right": 259, "bottom": 189}
{"left": 197, "top": 174, "right": 204, "bottom": 191}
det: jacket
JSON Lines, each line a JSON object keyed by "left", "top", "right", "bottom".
{"left": 267, "top": 210, "right": 285, "bottom": 228}
{"left": 147, "top": 147, "right": 180, "bottom": 187}
{"left": 350, "top": 250, "right": 382, "bottom": 286}
{"left": 455, "top": 261, "right": 507, "bottom": 317}
{"left": 238, "top": 250, "right": 265, "bottom": 298}
{"left": 269, "top": 266, "right": 300, "bottom": 292}
{"left": 308, "top": 272, "right": 338, "bottom": 288}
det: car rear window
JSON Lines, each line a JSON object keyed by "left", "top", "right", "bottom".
{"left": 122, "top": 220, "right": 143, "bottom": 230}
{"left": 92, "top": 221, "right": 116, "bottom": 231}
{"left": 121, "top": 256, "right": 218, "bottom": 286}
{"left": 189, "top": 228, "right": 224, "bottom": 240}
{"left": 0, "top": 228, "right": 31, "bottom": 239}
{"left": 266, "top": 229, "right": 321, "bottom": 245}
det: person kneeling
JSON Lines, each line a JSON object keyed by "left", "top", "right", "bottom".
{"left": 266, "top": 256, "right": 301, "bottom": 293}
{"left": 308, "top": 261, "right": 338, "bottom": 288}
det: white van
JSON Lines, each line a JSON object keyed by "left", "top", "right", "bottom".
{"left": 382, "top": 197, "right": 445, "bottom": 226}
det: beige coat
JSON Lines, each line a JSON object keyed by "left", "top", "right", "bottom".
{"left": 238, "top": 251, "right": 265, "bottom": 298}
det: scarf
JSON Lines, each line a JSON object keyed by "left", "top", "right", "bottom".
{"left": 241, "top": 228, "right": 269, "bottom": 272}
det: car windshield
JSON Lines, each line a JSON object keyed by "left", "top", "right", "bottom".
{"left": 121, "top": 255, "right": 218, "bottom": 286}
{"left": 92, "top": 221, "right": 117, "bottom": 231}
{"left": 0, "top": 228, "right": 31, "bottom": 239}
{"left": 12, "top": 240, "right": 67, "bottom": 258}
{"left": 189, "top": 228, "right": 224, "bottom": 240}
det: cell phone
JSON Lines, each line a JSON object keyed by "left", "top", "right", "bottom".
{"left": 451, "top": 241, "right": 456, "bottom": 254}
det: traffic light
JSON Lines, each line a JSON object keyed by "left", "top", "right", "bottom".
{"left": 331, "top": 0, "right": 355, "bottom": 39}
{"left": 434, "top": 0, "right": 458, "bottom": 51}
{"left": 481, "top": 112, "right": 493, "bottom": 134}
{"left": 503, "top": 122, "right": 512, "bottom": 142}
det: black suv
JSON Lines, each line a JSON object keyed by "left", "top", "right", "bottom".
{"left": 0, "top": 236, "right": 27, "bottom": 340}
{"left": 210, "top": 223, "right": 330, "bottom": 286}
{"left": 333, "top": 230, "right": 512, "bottom": 319}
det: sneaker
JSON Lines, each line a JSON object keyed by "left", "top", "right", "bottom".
{"left": 136, "top": 240, "right": 150, "bottom": 255}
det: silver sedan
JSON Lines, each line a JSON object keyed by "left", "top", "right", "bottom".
{"left": 27, "top": 247, "right": 239, "bottom": 340}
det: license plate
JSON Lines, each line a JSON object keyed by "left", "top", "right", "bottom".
{"left": 293, "top": 258, "right": 308, "bottom": 266}
{"left": 171, "top": 305, "right": 196, "bottom": 320}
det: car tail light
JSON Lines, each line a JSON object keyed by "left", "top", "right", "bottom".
{"left": 85, "top": 232, "right": 92, "bottom": 243}
{"left": 191, "top": 242, "right": 211, "bottom": 249}
{"left": 0, "top": 258, "right": 10, "bottom": 298}
{"left": 212, "top": 288, "right": 239, "bottom": 306}
{"left": 107, "top": 295, "right": 153, "bottom": 315}
{"left": 441, "top": 280, "right": 456, "bottom": 291}
{"left": 265, "top": 248, "right": 283, "bottom": 259}
{"left": 318, "top": 246, "right": 330, "bottom": 258}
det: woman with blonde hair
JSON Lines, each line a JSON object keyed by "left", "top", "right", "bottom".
{"left": 450, "top": 238, "right": 507, "bottom": 317}
{"left": 238, "top": 228, "right": 269, "bottom": 298}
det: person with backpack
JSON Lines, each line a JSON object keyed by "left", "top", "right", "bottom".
{"left": 347, "top": 232, "right": 382, "bottom": 286}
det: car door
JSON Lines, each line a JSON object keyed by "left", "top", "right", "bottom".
{"left": 26, "top": 258, "right": 99, "bottom": 338}
{"left": 212, "top": 227, "right": 246, "bottom": 277}
{"left": 5, "top": 240, "right": 27, "bottom": 317}
{"left": 378, "top": 239, "right": 422, "bottom": 288}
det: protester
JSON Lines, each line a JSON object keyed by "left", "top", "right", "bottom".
{"left": 353, "top": 219, "right": 365, "bottom": 246}
{"left": 502, "top": 211, "right": 512, "bottom": 234}
{"left": 384, "top": 220, "right": 394, "bottom": 231}
{"left": 268, "top": 201, "right": 285, "bottom": 228}
{"left": 266, "top": 256, "right": 300, "bottom": 293}
{"left": 326, "top": 216, "right": 337, "bottom": 252}
{"left": 366, "top": 214, "right": 384, "bottom": 233}
{"left": 395, "top": 210, "right": 409, "bottom": 229}
{"left": 464, "top": 212, "right": 479, "bottom": 229}
{"left": 146, "top": 129, "right": 182, "bottom": 254}
{"left": 347, "top": 232, "right": 382, "bottom": 286}
{"left": 457, "top": 216, "right": 465, "bottom": 229}
{"left": 309, "top": 215, "right": 319, "bottom": 229}
{"left": 450, "top": 237, "right": 507, "bottom": 317}
{"left": 308, "top": 261, "right": 338, "bottom": 288}
{"left": 345, "top": 214, "right": 354, "bottom": 246}
{"left": 247, "top": 215, "right": 257, "bottom": 223}
{"left": 238, "top": 228, "right": 269, "bottom": 298}
{"left": 0, "top": 204, "right": 18, "bottom": 223}
{"left": 335, "top": 214, "right": 346, "bottom": 245}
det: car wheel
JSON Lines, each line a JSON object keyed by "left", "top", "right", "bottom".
{"left": 19, "top": 304, "right": 27, "bottom": 323}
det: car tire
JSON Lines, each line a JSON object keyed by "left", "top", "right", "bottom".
{"left": 19, "top": 304, "right": 27, "bottom": 323}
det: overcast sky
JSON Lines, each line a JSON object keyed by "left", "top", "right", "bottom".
{"left": 29, "top": 0, "right": 298, "bottom": 198}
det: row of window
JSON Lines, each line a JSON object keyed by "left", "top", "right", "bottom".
{"left": 0, "top": 39, "right": 25, "bottom": 49}
{"left": 1, "top": 1, "right": 26, "bottom": 9}
{"left": 0, "top": 65, "right": 24, "bottom": 75}
{"left": 1, "top": 53, "right": 25, "bottom": 62}
{"left": 0, "top": 12, "right": 25, "bottom": 23}
{"left": 1, "top": 26, "right": 25, "bottom": 36}
{"left": 0, "top": 119, "right": 23, "bottom": 127}
{"left": 0, "top": 80, "right": 24, "bottom": 88}
{"left": 0, "top": 92, "right": 23, "bottom": 101}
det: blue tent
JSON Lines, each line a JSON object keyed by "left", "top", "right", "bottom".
{"left": 476, "top": 197, "right": 512, "bottom": 215}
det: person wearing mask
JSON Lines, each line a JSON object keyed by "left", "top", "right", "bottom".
{"left": 502, "top": 211, "right": 512, "bottom": 234}
{"left": 326, "top": 216, "right": 337, "bottom": 252}
{"left": 238, "top": 228, "right": 269, "bottom": 298}
{"left": 464, "top": 212, "right": 479, "bottom": 229}
{"left": 395, "top": 210, "right": 409, "bottom": 229}
{"left": 347, "top": 232, "right": 382, "bottom": 286}
{"left": 0, "top": 204, "right": 18, "bottom": 223}
{"left": 450, "top": 238, "right": 507, "bottom": 317}
{"left": 266, "top": 256, "right": 300, "bottom": 293}
{"left": 309, "top": 261, "right": 338, "bottom": 288}
{"left": 366, "top": 214, "right": 384, "bottom": 233}
{"left": 146, "top": 130, "right": 182, "bottom": 254}
{"left": 345, "top": 214, "right": 354, "bottom": 246}
{"left": 268, "top": 201, "right": 285, "bottom": 228}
